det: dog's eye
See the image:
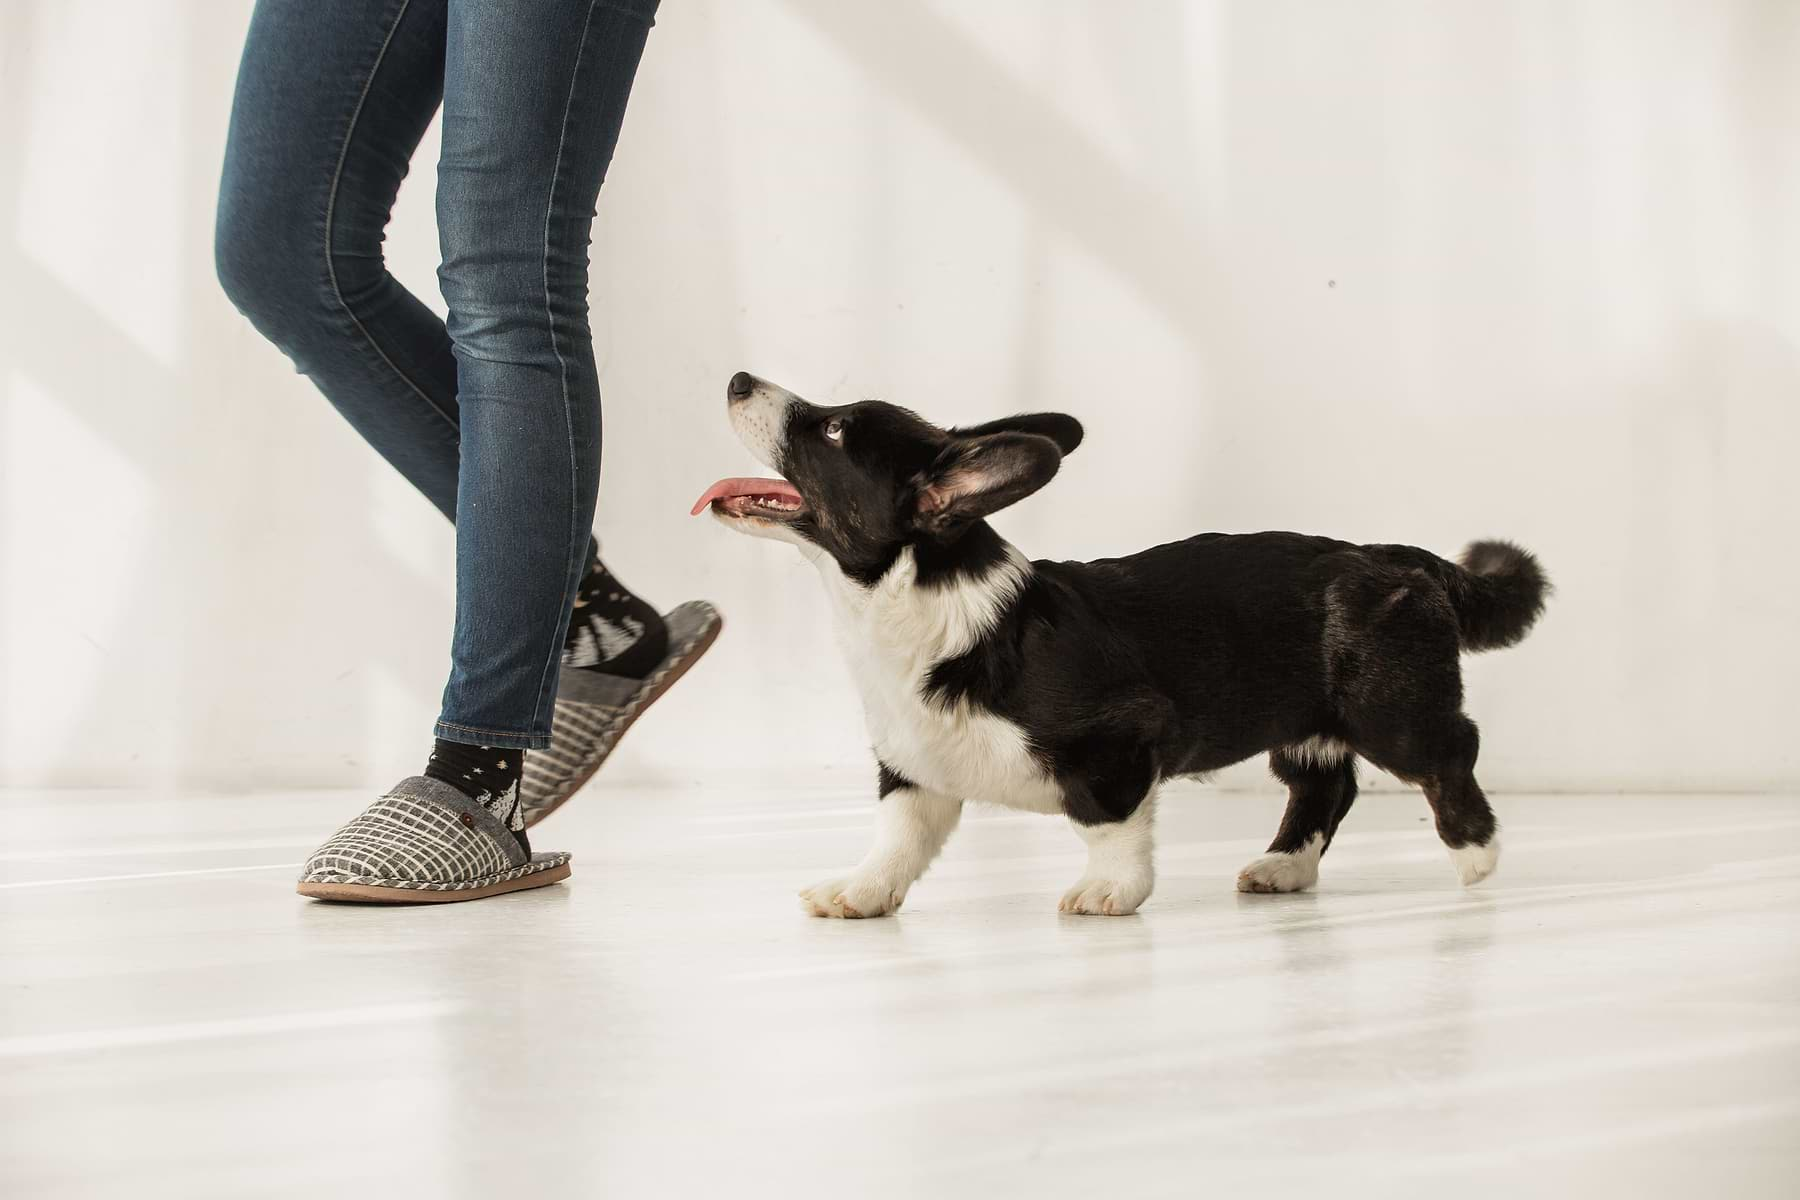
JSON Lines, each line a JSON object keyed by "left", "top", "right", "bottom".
{"left": 823, "top": 418, "right": 845, "bottom": 443}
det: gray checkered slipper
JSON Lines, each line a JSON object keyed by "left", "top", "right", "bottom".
{"left": 297, "top": 776, "right": 571, "bottom": 903}
{"left": 520, "top": 600, "right": 723, "bottom": 828}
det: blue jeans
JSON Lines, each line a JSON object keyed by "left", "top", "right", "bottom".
{"left": 216, "top": 0, "right": 659, "bottom": 750}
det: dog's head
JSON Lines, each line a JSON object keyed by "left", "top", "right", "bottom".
{"left": 693, "top": 373, "right": 1082, "bottom": 584}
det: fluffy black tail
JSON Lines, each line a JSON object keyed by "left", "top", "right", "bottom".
{"left": 1447, "top": 540, "right": 1549, "bottom": 652}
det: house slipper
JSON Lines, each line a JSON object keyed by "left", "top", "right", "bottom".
{"left": 297, "top": 776, "right": 571, "bottom": 903}
{"left": 519, "top": 600, "right": 723, "bottom": 829}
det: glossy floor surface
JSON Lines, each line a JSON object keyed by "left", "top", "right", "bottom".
{"left": 4, "top": 785, "right": 1798, "bottom": 1198}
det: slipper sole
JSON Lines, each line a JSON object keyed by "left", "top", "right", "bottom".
{"left": 523, "top": 607, "right": 723, "bottom": 829}
{"left": 297, "top": 861, "right": 572, "bottom": 904}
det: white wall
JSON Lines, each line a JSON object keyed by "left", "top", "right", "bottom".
{"left": 3, "top": 1, "right": 1796, "bottom": 794}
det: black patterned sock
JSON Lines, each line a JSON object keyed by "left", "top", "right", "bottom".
{"left": 425, "top": 739, "right": 527, "bottom": 852}
{"left": 563, "top": 541, "right": 667, "bottom": 678}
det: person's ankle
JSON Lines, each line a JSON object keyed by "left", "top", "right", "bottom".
{"left": 424, "top": 739, "right": 528, "bottom": 852}
{"left": 563, "top": 553, "right": 668, "bottom": 678}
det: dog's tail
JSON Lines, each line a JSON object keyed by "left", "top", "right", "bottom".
{"left": 1445, "top": 540, "right": 1549, "bottom": 653}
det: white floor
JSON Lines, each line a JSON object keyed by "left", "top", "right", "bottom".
{"left": 3, "top": 784, "right": 1798, "bottom": 1198}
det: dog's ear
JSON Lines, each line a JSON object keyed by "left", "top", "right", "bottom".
{"left": 913, "top": 431, "right": 1064, "bottom": 536}
{"left": 949, "top": 412, "right": 1083, "bottom": 456}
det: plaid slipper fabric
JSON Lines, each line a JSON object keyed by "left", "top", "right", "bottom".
{"left": 297, "top": 776, "right": 571, "bottom": 903}
{"left": 520, "top": 600, "right": 723, "bottom": 829}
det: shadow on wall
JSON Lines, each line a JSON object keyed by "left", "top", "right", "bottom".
{"left": 2, "top": 0, "right": 1242, "bottom": 789}
{"left": 778, "top": 0, "right": 1232, "bottom": 557}
{"left": 0, "top": 3, "right": 454, "bottom": 788}
{"left": 1, "top": 0, "right": 757, "bottom": 791}
{"left": 2, "top": 1, "right": 1797, "bottom": 790}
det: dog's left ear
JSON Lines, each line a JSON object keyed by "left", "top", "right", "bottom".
{"left": 950, "top": 412, "right": 1083, "bottom": 456}
{"left": 913, "top": 431, "right": 1065, "bottom": 536}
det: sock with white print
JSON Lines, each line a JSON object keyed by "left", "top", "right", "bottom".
{"left": 563, "top": 541, "right": 667, "bottom": 679}
{"left": 424, "top": 740, "right": 527, "bottom": 852}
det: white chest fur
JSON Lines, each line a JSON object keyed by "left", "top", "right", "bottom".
{"left": 812, "top": 546, "right": 1066, "bottom": 813}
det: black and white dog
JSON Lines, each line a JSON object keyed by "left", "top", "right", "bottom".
{"left": 694, "top": 373, "right": 1548, "bottom": 917}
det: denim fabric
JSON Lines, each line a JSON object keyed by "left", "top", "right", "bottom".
{"left": 216, "top": 0, "right": 659, "bottom": 749}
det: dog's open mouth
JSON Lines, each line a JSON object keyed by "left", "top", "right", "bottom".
{"left": 690, "top": 477, "right": 807, "bottom": 522}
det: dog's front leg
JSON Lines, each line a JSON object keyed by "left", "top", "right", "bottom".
{"left": 800, "top": 772, "right": 962, "bottom": 919}
{"left": 1059, "top": 793, "right": 1157, "bottom": 916}
{"left": 1057, "top": 742, "right": 1159, "bottom": 915}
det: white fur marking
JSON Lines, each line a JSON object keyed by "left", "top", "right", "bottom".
{"left": 1281, "top": 736, "right": 1350, "bottom": 768}
{"left": 817, "top": 545, "right": 1064, "bottom": 815}
{"left": 799, "top": 787, "right": 963, "bottom": 919}
{"left": 726, "top": 383, "right": 793, "bottom": 472}
{"left": 1449, "top": 836, "right": 1500, "bottom": 886}
{"left": 1236, "top": 832, "right": 1324, "bottom": 893}
{"left": 1059, "top": 797, "right": 1157, "bottom": 915}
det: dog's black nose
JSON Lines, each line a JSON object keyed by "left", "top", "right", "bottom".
{"left": 728, "top": 371, "right": 755, "bottom": 398}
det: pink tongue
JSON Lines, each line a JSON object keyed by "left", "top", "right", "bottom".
{"left": 690, "top": 477, "right": 803, "bottom": 516}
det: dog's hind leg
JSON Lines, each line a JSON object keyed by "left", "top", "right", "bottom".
{"left": 1238, "top": 743, "right": 1359, "bottom": 893}
{"left": 1356, "top": 714, "right": 1499, "bottom": 887}
{"left": 800, "top": 765, "right": 962, "bottom": 919}
{"left": 1332, "top": 570, "right": 1498, "bottom": 886}
{"left": 1420, "top": 716, "right": 1499, "bottom": 885}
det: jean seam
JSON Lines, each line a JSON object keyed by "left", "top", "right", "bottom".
{"left": 529, "top": 0, "right": 610, "bottom": 735}
{"left": 436, "top": 720, "right": 546, "bottom": 733}
{"left": 435, "top": 719, "right": 551, "bottom": 741}
{"left": 322, "top": 0, "right": 459, "bottom": 438}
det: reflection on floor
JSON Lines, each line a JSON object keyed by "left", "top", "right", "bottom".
{"left": 3, "top": 785, "right": 1797, "bottom": 1197}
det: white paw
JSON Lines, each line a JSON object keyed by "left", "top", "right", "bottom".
{"left": 1236, "top": 834, "right": 1323, "bottom": 893}
{"left": 1058, "top": 873, "right": 1153, "bottom": 916}
{"left": 1448, "top": 837, "right": 1500, "bottom": 886}
{"left": 799, "top": 875, "right": 906, "bottom": 919}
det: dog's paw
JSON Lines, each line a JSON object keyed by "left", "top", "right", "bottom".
{"left": 1057, "top": 873, "right": 1153, "bottom": 916}
{"left": 1236, "top": 850, "right": 1320, "bottom": 894}
{"left": 799, "top": 875, "right": 905, "bottom": 919}
{"left": 1448, "top": 837, "right": 1500, "bottom": 887}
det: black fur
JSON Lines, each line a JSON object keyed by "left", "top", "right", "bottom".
{"left": 1268, "top": 751, "right": 1359, "bottom": 852}
{"left": 759, "top": 397, "right": 1066, "bottom": 588}
{"left": 952, "top": 412, "right": 1084, "bottom": 455}
{"left": 733, "top": 377, "right": 1549, "bottom": 869}
{"left": 1450, "top": 540, "right": 1551, "bottom": 651}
